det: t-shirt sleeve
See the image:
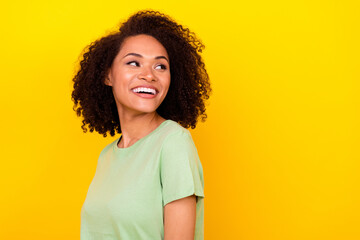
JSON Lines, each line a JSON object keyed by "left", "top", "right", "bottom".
{"left": 160, "top": 129, "right": 205, "bottom": 206}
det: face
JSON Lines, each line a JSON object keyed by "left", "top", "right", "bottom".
{"left": 105, "top": 34, "right": 170, "bottom": 117}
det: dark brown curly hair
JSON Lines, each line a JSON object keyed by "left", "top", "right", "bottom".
{"left": 71, "top": 10, "right": 211, "bottom": 137}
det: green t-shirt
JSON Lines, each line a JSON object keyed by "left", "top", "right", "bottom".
{"left": 80, "top": 120, "right": 205, "bottom": 239}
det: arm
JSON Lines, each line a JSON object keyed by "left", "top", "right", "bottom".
{"left": 164, "top": 194, "right": 197, "bottom": 240}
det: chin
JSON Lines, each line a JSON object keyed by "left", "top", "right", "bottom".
{"left": 119, "top": 101, "right": 162, "bottom": 115}
{"left": 134, "top": 106, "right": 160, "bottom": 114}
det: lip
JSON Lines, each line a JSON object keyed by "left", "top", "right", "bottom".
{"left": 131, "top": 85, "right": 159, "bottom": 99}
{"left": 131, "top": 85, "right": 159, "bottom": 93}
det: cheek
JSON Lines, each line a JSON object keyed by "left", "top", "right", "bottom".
{"left": 112, "top": 71, "right": 134, "bottom": 88}
{"left": 163, "top": 74, "right": 171, "bottom": 91}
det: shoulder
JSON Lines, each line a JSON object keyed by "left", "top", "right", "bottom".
{"left": 161, "top": 120, "right": 191, "bottom": 137}
{"left": 98, "top": 138, "right": 118, "bottom": 158}
{"left": 160, "top": 120, "right": 197, "bottom": 154}
{"left": 160, "top": 120, "right": 193, "bottom": 143}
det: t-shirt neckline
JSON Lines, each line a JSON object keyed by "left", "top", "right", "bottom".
{"left": 113, "top": 120, "right": 171, "bottom": 152}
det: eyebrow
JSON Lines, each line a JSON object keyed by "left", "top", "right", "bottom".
{"left": 123, "top": 53, "right": 169, "bottom": 63}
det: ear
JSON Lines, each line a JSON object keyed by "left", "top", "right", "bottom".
{"left": 104, "top": 70, "right": 113, "bottom": 86}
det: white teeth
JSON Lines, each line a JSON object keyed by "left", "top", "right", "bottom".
{"left": 132, "top": 87, "right": 156, "bottom": 95}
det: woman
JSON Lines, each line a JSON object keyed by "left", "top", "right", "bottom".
{"left": 72, "top": 10, "right": 211, "bottom": 240}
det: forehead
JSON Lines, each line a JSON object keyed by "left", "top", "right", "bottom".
{"left": 118, "top": 34, "right": 168, "bottom": 58}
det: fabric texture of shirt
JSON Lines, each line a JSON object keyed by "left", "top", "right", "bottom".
{"left": 80, "top": 120, "right": 205, "bottom": 239}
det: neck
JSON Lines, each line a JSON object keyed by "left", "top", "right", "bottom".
{"left": 117, "top": 111, "right": 165, "bottom": 148}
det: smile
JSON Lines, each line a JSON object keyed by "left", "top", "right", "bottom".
{"left": 131, "top": 87, "right": 157, "bottom": 95}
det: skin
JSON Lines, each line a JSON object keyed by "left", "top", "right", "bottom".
{"left": 105, "top": 34, "right": 196, "bottom": 239}
{"left": 164, "top": 195, "right": 197, "bottom": 240}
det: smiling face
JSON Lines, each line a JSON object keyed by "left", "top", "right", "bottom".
{"left": 105, "top": 34, "right": 171, "bottom": 118}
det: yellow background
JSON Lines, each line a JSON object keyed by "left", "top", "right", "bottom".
{"left": 1, "top": 1, "right": 359, "bottom": 239}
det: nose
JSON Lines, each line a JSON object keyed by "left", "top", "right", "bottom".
{"left": 138, "top": 66, "right": 156, "bottom": 82}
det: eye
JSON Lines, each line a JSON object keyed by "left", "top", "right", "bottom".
{"left": 155, "top": 64, "right": 167, "bottom": 70}
{"left": 126, "top": 61, "right": 140, "bottom": 67}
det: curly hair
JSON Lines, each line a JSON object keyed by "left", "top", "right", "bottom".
{"left": 71, "top": 10, "right": 211, "bottom": 137}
